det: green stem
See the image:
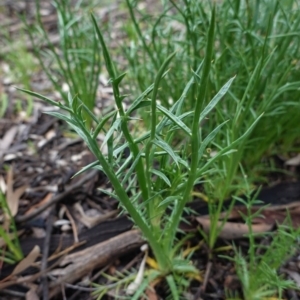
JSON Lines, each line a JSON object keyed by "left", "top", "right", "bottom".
{"left": 85, "top": 129, "right": 172, "bottom": 271}
{"left": 91, "top": 14, "right": 175, "bottom": 271}
{"left": 91, "top": 14, "right": 149, "bottom": 203}
{"left": 164, "top": 7, "right": 215, "bottom": 251}
{"left": 145, "top": 52, "right": 177, "bottom": 224}
{"left": 125, "top": 0, "right": 159, "bottom": 70}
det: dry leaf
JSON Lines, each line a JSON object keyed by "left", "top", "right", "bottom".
{"left": 126, "top": 244, "right": 148, "bottom": 296}
{"left": 12, "top": 245, "right": 40, "bottom": 276}
{"left": 24, "top": 192, "right": 53, "bottom": 215}
{"left": 145, "top": 282, "right": 159, "bottom": 300}
{"left": 63, "top": 204, "right": 79, "bottom": 243}
{"left": 196, "top": 216, "right": 273, "bottom": 239}
{"left": 196, "top": 199, "right": 300, "bottom": 240}
{"left": 74, "top": 202, "right": 118, "bottom": 228}
{"left": 26, "top": 288, "right": 39, "bottom": 300}
{"left": 0, "top": 175, "right": 6, "bottom": 193}
{"left": 285, "top": 154, "right": 300, "bottom": 166}
{"left": 0, "top": 126, "right": 18, "bottom": 159}
{"left": 6, "top": 168, "right": 27, "bottom": 217}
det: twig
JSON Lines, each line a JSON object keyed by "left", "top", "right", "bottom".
{"left": 40, "top": 206, "right": 55, "bottom": 300}
{"left": 67, "top": 263, "right": 113, "bottom": 300}
{"left": 193, "top": 260, "right": 212, "bottom": 300}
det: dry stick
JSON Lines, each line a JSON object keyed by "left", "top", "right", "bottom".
{"left": 202, "top": 260, "right": 213, "bottom": 292}
{"left": 67, "top": 263, "right": 113, "bottom": 300}
{"left": 193, "top": 260, "right": 213, "bottom": 300}
{"left": 48, "top": 229, "right": 144, "bottom": 299}
{"left": 40, "top": 205, "right": 55, "bottom": 300}
{"left": 1, "top": 288, "right": 26, "bottom": 298}
{"left": 0, "top": 256, "right": 65, "bottom": 290}
{"left": 15, "top": 170, "right": 99, "bottom": 223}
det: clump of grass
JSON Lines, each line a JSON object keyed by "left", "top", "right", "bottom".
{"left": 23, "top": 0, "right": 102, "bottom": 126}
{"left": 225, "top": 222, "right": 299, "bottom": 300}
{"left": 223, "top": 167, "right": 299, "bottom": 299}
{"left": 21, "top": 7, "right": 252, "bottom": 298}
{"left": 19, "top": 0, "right": 300, "bottom": 298}
{"left": 2, "top": 32, "right": 37, "bottom": 116}
{"left": 124, "top": 0, "right": 300, "bottom": 200}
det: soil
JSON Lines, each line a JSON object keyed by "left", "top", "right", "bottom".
{"left": 0, "top": 1, "right": 300, "bottom": 300}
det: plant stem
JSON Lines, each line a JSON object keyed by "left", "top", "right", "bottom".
{"left": 84, "top": 129, "right": 172, "bottom": 271}
{"left": 164, "top": 7, "right": 215, "bottom": 251}
{"left": 91, "top": 14, "right": 150, "bottom": 204}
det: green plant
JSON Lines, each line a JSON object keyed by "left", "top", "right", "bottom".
{"left": 228, "top": 225, "right": 299, "bottom": 300}
{"left": 0, "top": 191, "right": 23, "bottom": 264}
{"left": 19, "top": 7, "right": 258, "bottom": 297}
{"left": 223, "top": 167, "right": 299, "bottom": 299}
{"left": 18, "top": 0, "right": 300, "bottom": 297}
{"left": 0, "top": 92, "right": 8, "bottom": 118}
{"left": 2, "top": 36, "right": 36, "bottom": 116}
{"left": 23, "top": 0, "right": 102, "bottom": 126}
{"left": 123, "top": 0, "right": 300, "bottom": 202}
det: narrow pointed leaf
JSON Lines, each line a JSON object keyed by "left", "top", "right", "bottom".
{"left": 198, "top": 120, "right": 229, "bottom": 158}
{"left": 17, "top": 88, "right": 72, "bottom": 112}
{"left": 127, "top": 83, "right": 154, "bottom": 115}
{"left": 80, "top": 99, "right": 99, "bottom": 124}
{"left": 150, "top": 169, "right": 171, "bottom": 186}
{"left": 166, "top": 275, "right": 179, "bottom": 300}
{"left": 91, "top": 13, "right": 116, "bottom": 79}
{"left": 153, "top": 139, "right": 179, "bottom": 167}
{"left": 199, "top": 76, "right": 236, "bottom": 123}
{"left": 198, "top": 113, "right": 264, "bottom": 175}
{"left": 121, "top": 151, "right": 143, "bottom": 185}
{"left": 128, "top": 100, "right": 151, "bottom": 112}
{"left": 158, "top": 196, "right": 179, "bottom": 207}
{"left": 92, "top": 110, "right": 117, "bottom": 139}
{"left": 72, "top": 161, "right": 99, "bottom": 178}
{"left": 157, "top": 104, "right": 192, "bottom": 136}
{"left": 101, "top": 118, "right": 121, "bottom": 149}
{"left": 114, "top": 72, "right": 127, "bottom": 86}
{"left": 116, "top": 154, "right": 133, "bottom": 177}
{"left": 44, "top": 111, "right": 75, "bottom": 125}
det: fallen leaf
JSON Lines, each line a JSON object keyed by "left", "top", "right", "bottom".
{"left": 196, "top": 200, "right": 300, "bottom": 239}
{"left": 24, "top": 192, "right": 53, "bottom": 215}
{"left": 126, "top": 244, "right": 148, "bottom": 296}
{"left": 73, "top": 202, "right": 118, "bottom": 228}
{"left": 224, "top": 274, "right": 241, "bottom": 290}
{"left": 196, "top": 216, "right": 273, "bottom": 239}
{"left": 285, "top": 154, "right": 300, "bottom": 166}
{"left": 0, "top": 175, "right": 6, "bottom": 193}
{"left": 63, "top": 204, "right": 79, "bottom": 243}
{"left": 12, "top": 245, "right": 40, "bottom": 276}
{"left": 6, "top": 168, "right": 27, "bottom": 217}
{"left": 145, "top": 282, "right": 159, "bottom": 300}
{"left": 0, "top": 126, "right": 18, "bottom": 159}
{"left": 26, "top": 287, "right": 39, "bottom": 300}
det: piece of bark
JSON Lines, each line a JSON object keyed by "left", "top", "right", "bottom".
{"left": 196, "top": 216, "right": 273, "bottom": 240}
{"left": 48, "top": 229, "right": 144, "bottom": 299}
{"left": 0, "top": 216, "right": 133, "bottom": 280}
